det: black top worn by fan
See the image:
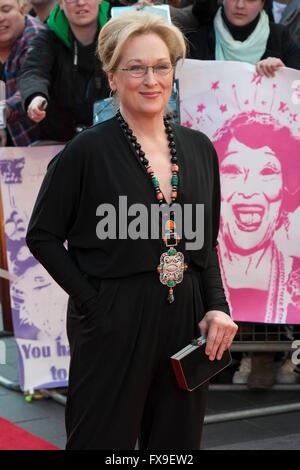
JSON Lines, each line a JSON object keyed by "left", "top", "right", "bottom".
{"left": 17, "top": 29, "right": 109, "bottom": 142}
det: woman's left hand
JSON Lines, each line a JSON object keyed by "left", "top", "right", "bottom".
{"left": 198, "top": 311, "right": 238, "bottom": 361}
{"left": 256, "top": 57, "right": 285, "bottom": 78}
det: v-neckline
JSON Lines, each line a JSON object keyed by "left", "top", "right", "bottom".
{"left": 118, "top": 118, "right": 185, "bottom": 207}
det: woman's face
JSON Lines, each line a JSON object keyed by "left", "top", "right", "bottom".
{"left": 220, "top": 137, "right": 283, "bottom": 253}
{"left": 223, "top": 0, "right": 264, "bottom": 26}
{"left": 108, "top": 33, "right": 174, "bottom": 120}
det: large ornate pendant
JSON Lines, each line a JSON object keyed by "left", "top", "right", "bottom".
{"left": 157, "top": 247, "right": 187, "bottom": 304}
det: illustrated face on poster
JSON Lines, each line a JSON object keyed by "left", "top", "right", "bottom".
{"left": 177, "top": 60, "right": 300, "bottom": 323}
{"left": 12, "top": 264, "right": 67, "bottom": 340}
{"left": 215, "top": 114, "right": 300, "bottom": 324}
{"left": 220, "top": 138, "right": 282, "bottom": 252}
{"left": 5, "top": 207, "right": 67, "bottom": 340}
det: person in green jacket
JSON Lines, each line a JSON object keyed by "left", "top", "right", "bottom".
{"left": 18, "top": 0, "right": 110, "bottom": 142}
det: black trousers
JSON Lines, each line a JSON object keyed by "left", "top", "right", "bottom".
{"left": 65, "top": 272, "right": 208, "bottom": 450}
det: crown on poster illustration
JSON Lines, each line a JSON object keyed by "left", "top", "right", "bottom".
{"left": 181, "top": 71, "right": 300, "bottom": 135}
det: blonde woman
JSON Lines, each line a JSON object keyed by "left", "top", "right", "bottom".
{"left": 26, "top": 11, "right": 237, "bottom": 450}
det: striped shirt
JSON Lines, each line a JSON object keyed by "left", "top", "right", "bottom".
{"left": 3, "top": 15, "right": 45, "bottom": 146}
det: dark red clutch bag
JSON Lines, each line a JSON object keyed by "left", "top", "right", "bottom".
{"left": 171, "top": 336, "right": 232, "bottom": 392}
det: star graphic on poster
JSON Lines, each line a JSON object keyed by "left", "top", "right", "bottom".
{"left": 244, "top": 100, "right": 249, "bottom": 105}
{"left": 197, "top": 104, "right": 206, "bottom": 113}
{"left": 182, "top": 120, "right": 192, "bottom": 128}
{"left": 251, "top": 73, "right": 263, "bottom": 85}
{"left": 220, "top": 104, "right": 228, "bottom": 113}
{"left": 289, "top": 113, "right": 297, "bottom": 123}
{"left": 211, "top": 81, "right": 220, "bottom": 91}
{"left": 278, "top": 101, "right": 288, "bottom": 113}
{"left": 261, "top": 101, "right": 267, "bottom": 106}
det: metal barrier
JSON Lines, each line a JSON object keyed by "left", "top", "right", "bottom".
{"left": 0, "top": 324, "right": 299, "bottom": 426}
{"left": 234, "top": 322, "right": 298, "bottom": 342}
{"left": 206, "top": 323, "right": 300, "bottom": 424}
{"left": 229, "top": 322, "right": 299, "bottom": 353}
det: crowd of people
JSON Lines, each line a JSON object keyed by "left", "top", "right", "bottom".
{"left": 0, "top": 0, "right": 299, "bottom": 146}
{"left": 0, "top": 0, "right": 299, "bottom": 396}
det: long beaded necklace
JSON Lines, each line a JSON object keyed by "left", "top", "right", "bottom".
{"left": 117, "top": 110, "right": 187, "bottom": 304}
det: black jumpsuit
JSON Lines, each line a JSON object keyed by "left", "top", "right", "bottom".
{"left": 26, "top": 117, "right": 230, "bottom": 450}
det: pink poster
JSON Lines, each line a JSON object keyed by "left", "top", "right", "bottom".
{"left": 177, "top": 61, "right": 300, "bottom": 324}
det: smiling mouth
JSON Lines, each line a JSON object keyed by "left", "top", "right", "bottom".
{"left": 140, "top": 92, "right": 161, "bottom": 98}
{"left": 233, "top": 204, "right": 265, "bottom": 231}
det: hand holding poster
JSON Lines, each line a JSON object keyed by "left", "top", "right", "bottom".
{"left": 177, "top": 60, "right": 300, "bottom": 324}
{"left": 111, "top": 4, "right": 171, "bottom": 23}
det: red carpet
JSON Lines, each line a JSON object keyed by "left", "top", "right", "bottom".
{"left": 0, "top": 417, "right": 60, "bottom": 450}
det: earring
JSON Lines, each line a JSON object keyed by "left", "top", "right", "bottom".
{"left": 165, "top": 79, "right": 179, "bottom": 123}
{"left": 276, "top": 209, "right": 290, "bottom": 237}
{"left": 109, "top": 89, "right": 119, "bottom": 115}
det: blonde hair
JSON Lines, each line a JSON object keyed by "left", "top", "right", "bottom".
{"left": 97, "top": 11, "right": 186, "bottom": 73}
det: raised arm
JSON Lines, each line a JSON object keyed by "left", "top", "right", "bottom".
{"left": 17, "top": 29, "right": 55, "bottom": 118}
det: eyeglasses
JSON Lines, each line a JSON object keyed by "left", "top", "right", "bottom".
{"left": 117, "top": 63, "right": 174, "bottom": 78}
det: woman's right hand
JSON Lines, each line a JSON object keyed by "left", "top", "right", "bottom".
{"left": 27, "top": 96, "right": 47, "bottom": 123}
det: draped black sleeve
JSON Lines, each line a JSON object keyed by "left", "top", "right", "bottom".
{"left": 26, "top": 136, "right": 100, "bottom": 316}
